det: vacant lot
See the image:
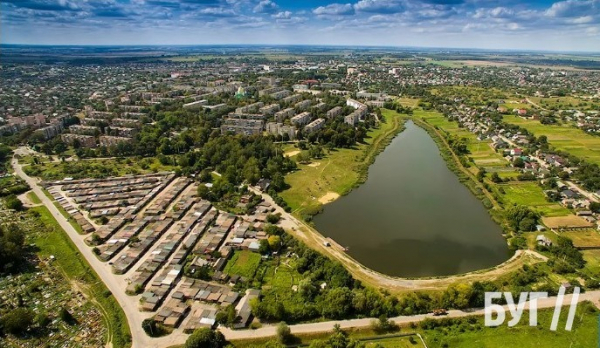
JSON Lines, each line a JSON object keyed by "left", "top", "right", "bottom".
{"left": 224, "top": 251, "right": 262, "bottom": 279}
{"left": 503, "top": 115, "right": 600, "bottom": 165}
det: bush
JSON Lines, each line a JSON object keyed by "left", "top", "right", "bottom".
{"left": 276, "top": 322, "right": 293, "bottom": 344}
{"left": 185, "top": 328, "right": 226, "bottom": 348}
{"left": 1, "top": 307, "right": 34, "bottom": 335}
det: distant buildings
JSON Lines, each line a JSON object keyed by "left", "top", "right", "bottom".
{"left": 220, "top": 118, "right": 263, "bottom": 136}
{"left": 326, "top": 106, "right": 343, "bottom": 119}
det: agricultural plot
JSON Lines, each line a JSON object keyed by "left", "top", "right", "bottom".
{"left": 561, "top": 229, "right": 600, "bottom": 248}
{"left": 499, "top": 182, "right": 570, "bottom": 217}
{"left": 224, "top": 251, "right": 262, "bottom": 279}
{"left": 503, "top": 115, "right": 600, "bottom": 165}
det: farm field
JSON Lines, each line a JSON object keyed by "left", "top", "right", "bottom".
{"left": 561, "top": 229, "right": 600, "bottom": 248}
{"left": 503, "top": 115, "right": 600, "bottom": 165}
{"left": 499, "top": 182, "right": 571, "bottom": 217}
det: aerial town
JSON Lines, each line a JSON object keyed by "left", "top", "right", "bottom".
{"left": 2, "top": 42, "right": 600, "bottom": 348}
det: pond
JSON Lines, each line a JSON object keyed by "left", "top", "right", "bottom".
{"left": 313, "top": 120, "right": 510, "bottom": 277}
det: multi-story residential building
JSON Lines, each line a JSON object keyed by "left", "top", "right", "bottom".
{"left": 326, "top": 106, "right": 343, "bottom": 119}
{"left": 295, "top": 100, "right": 311, "bottom": 111}
{"left": 304, "top": 118, "right": 325, "bottom": 133}
{"left": 266, "top": 122, "right": 296, "bottom": 140}
{"left": 69, "top": 125, "right": 99, "bottom": 136}
{"left": 99, "top": 136, "right": 133, "bottom": 147}
{"left": 220, "top": 118, "right": 263, "bottom": 136}
{"left": 346, "top": 98, "right": 367, "bottom": 110}
{"left": 62, "top": 134, "right": 97, "bottom": 148}
{"left": 282, "top": 94, "right": 302, "bottom": 104}
{"left": 235, "top": 102, "right": 264, "bottom": 115}
{"left": 259, "top": 104, "right": 280, "bottom": 116}
{"left": 291, "top": 112, "right": 312, "bottom": 126}
{"left": 274, "top": 108, "right": 295, "bottom": 122}
{"left": 313, "top": 102, "right": 327, "bottom": 111}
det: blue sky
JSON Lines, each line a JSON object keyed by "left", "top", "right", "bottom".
{"left": 1, "top": 0, "right": 599, "bottom": 51}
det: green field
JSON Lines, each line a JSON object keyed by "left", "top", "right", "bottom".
{"left": 500, "top": 182, "right": 571, "bottom": 217}
{"left": 281, "top": 109, "right": 407, "bottom": 216}
{"left": 503, "top": 115, "right": 600, "bottom": 165}
{"left": 31, "top": 206, "right": 131, "bottom": 348}
{"left": 423, "top": 302, "right": 599, "bottom": 348}
{"left": 224, "top": 251, "right": 262, "bottom": 279}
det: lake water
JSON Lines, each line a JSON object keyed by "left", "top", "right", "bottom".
{"left": 313, "top": 120, "right": 510, "bottom": 277}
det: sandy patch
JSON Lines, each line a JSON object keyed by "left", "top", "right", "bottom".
{"left": 285, "top": 150, "right": 300, "bottom": 157}
{"left": 307, "top": 162, "right": 321, "bottom": 168}
{"left": 318, "top": 191, "right": 340, "bottom": 204}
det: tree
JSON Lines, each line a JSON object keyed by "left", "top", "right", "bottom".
{"left": 590, "top": 202, "right": 600, "bottom": 213}
{"left": 268, "top": 235, "right": 281, "bottom": 251}
{"left": 490, "top": 172, "right": 502, "bottom": 183}
{"left": 1, "top": 307, "right": 34, "bottom": 335}
{"left": 0, "top": 223, "right": 26, "bottom": 272}
{"left": 215, "top": 305, "right": 238, "bottom": 328}
{"left": 266, "top": 213, "right": 281, "bottom": 224}
{"left": 276, "top": 322, "right": 293, "bottom": 344}
{"left": 184, "top": 328, "right": 226, "bottom": 348}
{"left": 513, "top": 157, "right": 525, "bottom": 168}
{"left": 4, "top": 195, "right": 24, "bottom": 211}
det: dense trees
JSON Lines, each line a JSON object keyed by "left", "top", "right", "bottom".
{"left": 184, "top": 328, "right": 226, "bottom": 348}
{"left": 506, "top": 205, "right": 539, "bottom": 232}
{"left": 0, "top": 307, "right": 34, "bottom": 335}
{"left": 0, "top": 223, "right": 26, "bottom": 272}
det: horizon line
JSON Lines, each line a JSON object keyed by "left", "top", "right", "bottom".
{"left": 1, "top": 43, "right": 600, "bottom": 55}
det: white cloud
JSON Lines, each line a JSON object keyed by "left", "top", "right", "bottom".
{"left": 254, "top": 0, "right": 278, "bottom": 14}
{"left": 313, "top": 3, "right": 354, "bottom": 16}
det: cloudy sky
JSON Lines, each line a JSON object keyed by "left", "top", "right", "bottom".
{"left": 1, "top": 0, "right": 599, "bottom": 51}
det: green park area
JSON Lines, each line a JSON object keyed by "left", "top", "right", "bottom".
{"left": 281, "top": 109, "right": 407, "bottom": 217}
{"left": 23, "top": 157, "right": 176, "bottom": 181}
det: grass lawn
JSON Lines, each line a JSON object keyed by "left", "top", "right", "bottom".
{"left": 499, "top": 182, "right": 571, "bottom": 217}
{"left": 364, "top": 336, "right": 425, "bottom": 347}
{"left": 281, "top": 109, "right": 407, "bottom": 216}
{"left": 423, "top": 302, "right": 598, "bottom": 348}
{"left": 30, "top": 205, "right": 131, "bottom": 348}
{"left": 224, "top": 250, "right": 262, "bottom": 279}
{"left": 26, "top": 190, "right": 42, "bottom": 204}
{"left": 23, "top": 157, "right": 176, "bottom": 181}
{"left": 503, "top": 115, "right": 600, "bottom": 165}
